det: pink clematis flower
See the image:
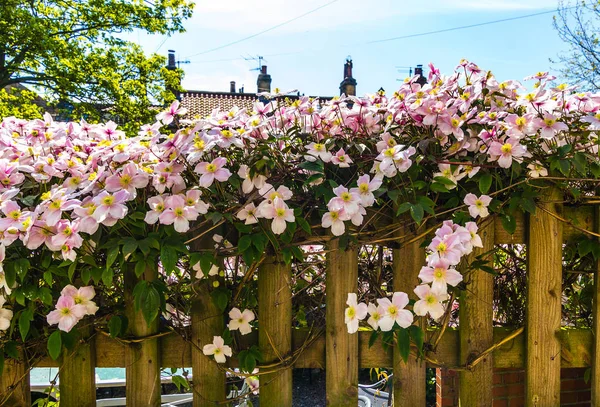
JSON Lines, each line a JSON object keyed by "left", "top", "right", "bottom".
{"left": 104, "top": 163, "right": 149, "bottom": 198}
{"left": 463, "top": 193, "right": 492, "bottom": 219}
{"left": 159, "top": 195, "right": 199, "bottom": 233}
{"left": 534, "top": 113, "right": 568, "bottom": 140}
{"left": 366, "top": 303, "right": 385, "bottom": 330}
{"left": 0, "top": 201, "right": 31, "bottom": 231}
{"left": 262, "top": 197, "right": 294, "bottom": 235}
{"left": 61, "top": 285, "right": 99, "bottom": 315}
{"left": 321, "top": 209, "right": 347, "bottom": 236}
{"left": 237, "top": 203, "right": 259, "bottom": 225}
{"left": 156, "top": 100, "right": 187, "bottom": 125}
{"left": 194, "top": 157, "right": 231, "bottom": 188}
{"left": 202, "top": 336, "right": 232, "bottom": 363}
{"left": 413, "top": 285, "right": 447, "bottom": 319}
{"left": 24, "top": 221, "right": 56, "bottom": 250}
{"left": 144, "top": 195, "right": 167, "bottom": 224}
{"left": 92, "top": 190, "right": 130, "bottom": 223}
{"left": 327, "top": 186, "right": 360, "bottom": 216}
{"left": 488, "top": 138, "right": 527, "bottom": 168}
{"left": 46, "top": 295, "right": 87, "bottom": 332}
{"left": 377, "top": 292, "right": 414, "bottom": 331}
{"left": 345, "top": 293, "right": 368, "bottom": 334}
{"left": 351, "top": 174, "right": 382, "bottom": 207}
{"left": 228, "top": 308, "right": 255, "bottom": 335}
{"left": 330, "top": 149, "right": 353, "bottom": 168}
{"left": 51, "top": 220, "right": 83, "bottom": 250}
{"left": 418, "top": 258, "right": 463, "bottom": 295}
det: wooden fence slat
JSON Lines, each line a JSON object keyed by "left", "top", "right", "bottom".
{"left": 325, "top": 239, "right": 358, "bottom": 406}
{"left": 592, "top": 205, "right": 600, "bottom": 405}
{"left": 59, "top": 326, "right": 96, "bottom": 407}
{"left": 393, "top": 227, "right": 426, "bottom": 406}
{"left": 258, "top": 255, "right": 292, "bottom": 406}
{"left": 526, "top": 187, "right": 563, "bottom": 407}
{"left": 0, "top": 357, "right": 30, "bottom": 407}
{"left": 191, "top": 282, "right": 226, "bottom": 406}
{"left": 125, "top": 267, "right": 161, "bottom": 407}
{"left": 459, "top": 218, "right": 494, "bottom": 406}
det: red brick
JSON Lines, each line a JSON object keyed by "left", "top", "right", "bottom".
{"left": 508, "top": 396, "right": 525, "bottom": 407}
{"left": 561, "top": 391, "right": 580, "bottom": 404}
{"left": 494, "top": 386, "right": 508, "bottom": 398}
{"left": 507, "top": 384, "right": 524, "bottom": 395}
{"left": 577, "top": 390, "right": 591, "bottom": 402}
{"left": 442, "top": 396, "right": 457, "bottom": 407}
{"left": 504, "top": 373, "right": 524, "bottom": 384}
{"left": 493, "top": 399, "right": 509, "bottom": 407}
{"left": 494, "top": 373, "right": 503, "bottom": 385}
{"left": 562, "top": 379, "right": 590, "bottom": 391}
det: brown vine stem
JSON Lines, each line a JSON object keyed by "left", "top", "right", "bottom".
{"left": 537, "top": 204, "right": 600, "bottom": 238}
{"left": 184, "top": 219, "right": 226, "bottom": 245}
{"left": 464, "top": 327, "right": 524, "bottom": 370}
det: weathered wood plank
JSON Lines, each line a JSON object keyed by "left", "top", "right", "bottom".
{"left": 59, "top": 326, "right": 96, "bottom": 407}
{"left": 393, "top": 228, "right": 426, "bottom": 406}
{"left": 459, "top": 218, "right": 494, "bottom": 406}
{"left": 258, "top": 256, "right": 292, "bottom": 406}
{"left": 0, "top": 357, "right": 30, "bottom": 407}
{"left": 494, "top": 205, "right": 593, "bottom": 244}
{"left": 526, "top": 187, "right": 563, "bottom": 407}
{"left": 35, "top": 327, "right": 599, "bottom": 369}
{"left": 326, "top": 239, "right": 359, "bottom": 406}
{"left": 592, "top": 205, "right": 600, "bottom": 405}
{"left": 125, "top": 267, "right": 161, "bottom": 407}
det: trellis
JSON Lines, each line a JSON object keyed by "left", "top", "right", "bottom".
{"left": 0, "top": 201, "right": 599, "bottom": 407}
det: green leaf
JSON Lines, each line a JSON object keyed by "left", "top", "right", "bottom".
{"left": 135, "top": 260, "right": 146, "bottom": 277}
{"left": 298, "top": 160, "right": 324, "bottom": 173}
{"left": 102, "top": 268, "right": 114, "bottom": 286}
{"left": 296, "top": 217, "right": 311, "bottom": 235}
{"left": 68, "top": 261, "right": 77, "bottom": 281}
{"left": 396, "top": 202, "right": 412, "bottom": 215}
{"left": 47, "top": 331, "right": 62, "bottom": 360}
{"left": 408, "top": 325, "right": 424, "bottom": 357}
{"left": 282, "top": 248, "right": 293, "bottom": 265}
{"left": 160, "top": 245, "right": 177, "bottom": 274}
{"left": 122, "top": 238, "right": 138, "bottom": 258}
{"left": 409, "top": 204, "right": 424, "bottom": 224}
{"left": 108, "top": 316, "right": 123, "bottom": 338}
{"left": 172, "top": 375, "right": 190, "bottom": 391}
{"left": 141, "top": 285, "right": 161, "bottom": 325}
{"left": 43, "top": 270, "right": 53, "bottom": 286}
{"left": 478, "top": 173, "right": 493, "bottom": 194}
{"left": 558, "top": 159, "right": 570, "bottom": 176}
{"left": 238, "top": 235, "right": 252, "bottom": 252}
{"left": 397, "top": 328, "right": 410, "bottom": 364}
{"left": 210, "top": 288, "right": 229, "bottom": 312}
{"left": 106, "top": 245, "right": 119, "bottom": 270}
{"left": 430, "top": 182, "right": 449, "bottom": 193}
{"left": 15, "top": 259, "right": 30, "bottom": 280}
{"left": 433, "top": 176, "right": 456, "bottom": 187}
{"left": 19, "top": 308, "right": 33, "bottom": 341}
{"left": 368, "top": 330, "right": 379, "bottom": 348}
{"left": 501, "top": 214, "right": 517, "bottom": 235}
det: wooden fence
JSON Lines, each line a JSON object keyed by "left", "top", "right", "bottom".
{"left": 0, "top": 199, "right": 599, "bottom": 407}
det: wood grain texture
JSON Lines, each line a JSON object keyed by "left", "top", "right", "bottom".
{"left": 326, "top": 239, "right": 359, "bottom": 407}
{"left": 393, "top": 226, "right": 426, "bottom": 406}
{"left": 0, "top": 357, "right": 30, "bottom": 407}
{"left": 592, "top": 206, "right": 600, "bottom": 405}
{"left": 526, "top": 187, "right": 563, "bottom": 407}
{"left": 191, "top": 282, "right": 226, "bottom": 406}
{"left": 125, "top": 267, "right": 161, "bottom": 407}
{"left": 59, "top": 325, "right": 96, "bottom": 407}
{"left": 258, "top": 256, "right": 292, "bottom": 407}
{"left": 459, "top": 219, "right": 494, "bottom": 407}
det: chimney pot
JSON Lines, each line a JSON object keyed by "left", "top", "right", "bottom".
{"left": 257, "top": 66, "right": 272, "bottom": 93}
{"left": 230, "top": 81, "right": 236, "bottom": 93}
{"left": 261, "top": 65, "right": 267, "bottom": 74}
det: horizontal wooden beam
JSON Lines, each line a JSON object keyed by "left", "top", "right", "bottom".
{"left": 35, "top": 328, "right": 592, "bottom": 370}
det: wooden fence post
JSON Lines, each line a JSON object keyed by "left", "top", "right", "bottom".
{"left": 0, "top": 357, "right": 30, "bottom": 407}
{"left": 191, "top": 281, "right": 226, "bottom": 406}
{"left": 258, "top": 255, "right": 292, "bottom": 406}
{"left": 459, "top": 218, "right": 494, "bottom": 406}
{"left": 326, "top": 238, "right": 359, "bottom": 406}
{"left": 592, "top": 205, "right": 600, "bottom": 405}
{"left": 393, "top": 227, "right": 426, "bottom": 405}
{"left": 125, "top": 266, "right": 161, "bottom": 407}
{"left": 526, "top": 187, "right": 563, "bottom": 406}
{"left": 59, "top": 325, "right": 96, "bottom": 407}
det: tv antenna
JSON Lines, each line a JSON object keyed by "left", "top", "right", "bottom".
{"left": 177, "top": 59, "right": 190, "bottom": 69}
{"left": 243, "top": 55, "right": 266, "bottom": 71}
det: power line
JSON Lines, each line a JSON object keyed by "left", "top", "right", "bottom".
{"left": 367, "top": 8, "right": 566, "bottom": 44}
{"left": 187, "top": 7, "right": 567, "bottom": 64}
{"left": 184, "top": 0, "right": 339, "bottom": 59}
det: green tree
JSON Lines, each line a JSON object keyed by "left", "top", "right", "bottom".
{"left": 0, "top": 0, "right": 193, "bottom": 132}
{"left": 554, "top": 0, "right": 600, "bottom": 90}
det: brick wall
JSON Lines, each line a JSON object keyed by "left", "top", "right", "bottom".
{"left": 435, "top": 368, "right": 591, "bottom": 407}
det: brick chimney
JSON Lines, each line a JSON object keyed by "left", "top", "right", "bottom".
{"left": 167, "top": 50, "right": 177, "bottom": 71}
{"left": 257, "top": 65, "right": 272, "bottom": 93}
{"left": 414, "top": 64, "right": 427, "bottom": 86}
{"left": 339, "top": 57, "right": 357, "bottom": 96}
{"left": 230, "top": 81, "right": 236, "bottom": 93}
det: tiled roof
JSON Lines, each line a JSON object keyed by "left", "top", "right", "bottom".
{"left": 180, "top": 91, "right": 257, "bottom": 119}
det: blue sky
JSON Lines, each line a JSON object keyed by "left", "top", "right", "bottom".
{"left": 128, "top": 0, "right": 568, "bottom": 97}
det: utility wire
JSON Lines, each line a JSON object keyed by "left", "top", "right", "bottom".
{"left": 367, "top": 8, "right": 567, "bottom": 44}
{"left": 188, "top": 7, "right": 568, "bottom": 64}
{"left": 184, "top": 0, "right": 339, "bottom": 59}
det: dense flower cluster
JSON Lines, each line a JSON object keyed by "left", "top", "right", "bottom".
{"left": 0, "top": 61, "right": 598, "bottom": 366}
